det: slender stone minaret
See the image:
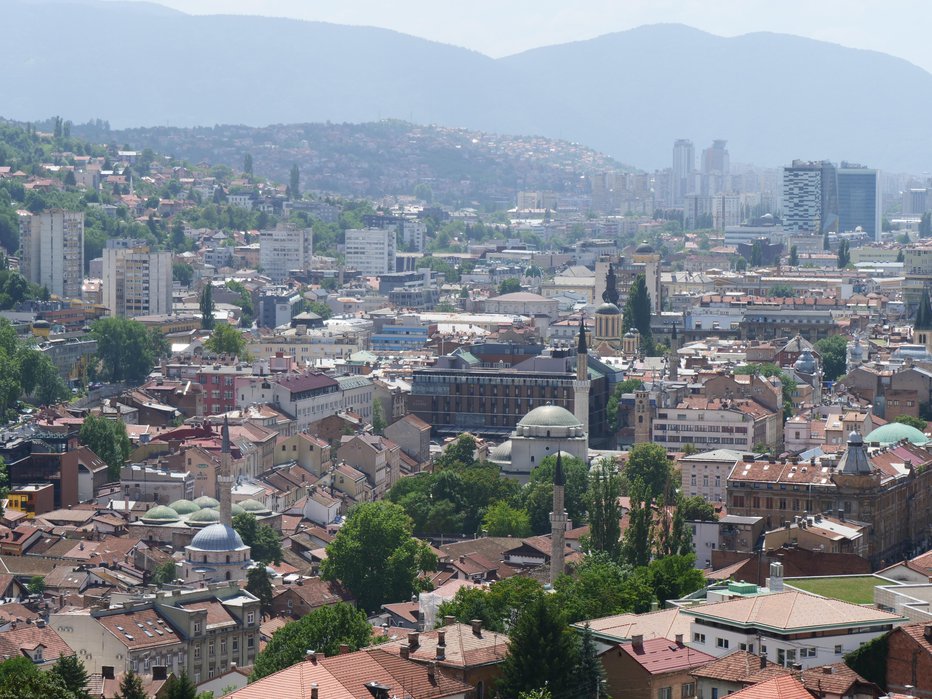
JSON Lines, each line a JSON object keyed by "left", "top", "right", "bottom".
{"left": 219, "top": 416, "right": 233, "bottom": 528}
{"left": 669, "top": 321, "right": 679, "bottom": 380}
{"left": 574, "top": 317, "right": 591, "bottom": 440}
{"left": 550, "top": 451, "right": 567, "bottom": 586}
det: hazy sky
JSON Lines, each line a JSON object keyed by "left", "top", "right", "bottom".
{"left": 111, "top": 0, "right": 932, "bottom": 71}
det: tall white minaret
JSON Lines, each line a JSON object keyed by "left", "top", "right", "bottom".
{"left": 550, "top": 451, "right": 567, "bottom": 586}
{"left": 219, "top": 416, "right": 233, "bottom": 528}
{"left": 574, "top": 318, "right": 591, "bottom": 441}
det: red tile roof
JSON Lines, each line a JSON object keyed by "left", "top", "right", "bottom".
{"left": 618, "top": 637, "right": 716, "bottom": 675}
{"left": 725, "top": 675, "right": 813, "bottom": 699}
{"left": 97, "top": 608, "right": 181, "bottom": 650}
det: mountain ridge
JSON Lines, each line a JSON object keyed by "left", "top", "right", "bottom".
{"left": 6, "top": 1, "right": 932, "bottom": 171}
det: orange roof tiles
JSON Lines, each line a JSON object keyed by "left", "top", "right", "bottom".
{"left": 97, "top": 608, "right": 181, "bottom": 650}
{"left": 618, "top": 637, "right": 716, "bottom": 675}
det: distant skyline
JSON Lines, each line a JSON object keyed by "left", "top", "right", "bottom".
{"left": 103, "top": 0, "right": 932, "bottom": 73}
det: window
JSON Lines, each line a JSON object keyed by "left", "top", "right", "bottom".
{"left": 739, "top": 643, "right": 754, "bottom": 654}
{"left": 658, "top": 688, "right": 673, "bottom": 699}
{"left": 716, "top": 638, "right": 729, "bottom": 649}
{"left": 834, "top": 645, "right": 843, "bottom": 655}
{"left": 693, "top": 633, "right": 706, "bottom": 644}
{"left": 194, "top": 645, "right": 201, "bottom": 659}
{"left": 247, "top": 612, "right": 255, "bottom": 625}
{"left": 194, "top": 622, "right": 201, "bottom": 634}
{"left": 232, "top": 638, "right": 239, "bottom": 652}
{"left": 800, "top": 648, "right": 817, "bottom": 658}
{"left": 682, "top": 684, "right": 695, "bottom": 698}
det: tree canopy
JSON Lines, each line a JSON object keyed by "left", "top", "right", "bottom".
{"left": 815, "top": 335, "right": 849, "bottom": 382}
{"left": 622, "top": 273, "right": 653, "bottom": 351}
{"left": 321, "top": 501, "right": 437, "bottom": 612}
{"left": 204, "top": 323, "right": 247, "bottom": 357}
{"left": 90, "top": 317, "right": 159, "bottom": 384}
{"left": 251, "top": 603, "right": 372, "bottom": 680}
{"left": 233, "top": 512, "right": 283, "bottom": 565}
{"left": 79, "top": 414, "right": 131, "bottom": 480}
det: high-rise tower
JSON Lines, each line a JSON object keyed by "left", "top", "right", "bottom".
{"left": 550, "top": 451, "right": 567, "bottom": 586}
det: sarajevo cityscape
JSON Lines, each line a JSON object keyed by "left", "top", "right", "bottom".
{"left": 0, "top": 2, "right": 930, "bottom": 698}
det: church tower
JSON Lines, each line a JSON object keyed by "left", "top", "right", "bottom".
{"left": 574, "top": 318, "right": 591, "bottom": 440}
{"left": 634, "top": 390, "right": 652, "bottom": 444}
{"left": 915, "top": 287, "right": 932, "bottom": 355}
{"left": 550, "top": 451, "right": 567, "bottom": 586}
{"left": 595, "top": 263, "right": 622, "bottom": 345}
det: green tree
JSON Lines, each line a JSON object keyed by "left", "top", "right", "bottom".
{"left": 90, "top": 317, "right": 158, "bottom": 384}
{"left": 164, "top": 671, "right": 197, "bottom": 699}
{"left": 18, "top": 349, "right": 68, "bottom": 405}
{"left": 496, "top": 596, "right": 580, "bottom": 699}
{"left": 79, "top": 414, "right": 131, "bottom": 480}
{"left": 152, "top": 559, "right": 178, "bottom": 586}
{"left": 622, "top": 274, "right": 652, "bottom": 350}
{"left": 605, "top": 378, "right": 645, "bottom": 432}
{"left": 50, "top": 654, "right": 89, "bottom": 699}
{"left": 289, "top": 164, "right": 300, "bottom": 199}
{"left": 0, "top": 655, "right": 78, "bottom": 699}
{"left": 788, "top": 245, "right": 798, "bottom": 267}
{"left": 553, "top": 555, "right": 636, "bottom": 623}
{"left": 204, "top": 323, "right": 247, "bottom": 357}
{"left": 768, "top": 284, "right": 795, "bottom": 298}
{"left": 575, "top": 623, "right": 608, "bottom": 699}
{"left": 199, "top": 284, "right": 215, "bottom": 330}
{"left": 844, "top": 631, "right": 889, "bottom": 690}
{"left": 648, "top": 554, "right": 705, "bottom": 605}
{"left": 837, "top": 239, "right": 851, "bottom": 268}
{"left": 482, "top": 501, "right": 531, "bottom": 537}
{"left": 815, "top": 335, "right": 849, "bottom": 382}
{"left": 371, "top": 399, "right": 386, "bottom": 435}
{"left": 246, "top": 565, "right": 275, "bottom": 617}
{"left": 172, "top": 262, "right": 194, "bottom": 286}
{"left": 623, "top": 443, "right": 674, "bottom": 501}
{"left": 251, "top": 603, "right": 372, "bottom": 680}
{"left": 524, "top": 454, "right": 589, "bottom": 533}
{"left": 305, "top": 300, "right": 332, "bottom": 320}
{"left": 586, "top": 458, "right": 621, "bottom": 560}
{"left": 115, "top": 669, "right": 147, "bottom": 699}
{"left": 921, "top": 213, "right": 931, "bottom": 238}
{"left": 233, "top": 513, "right": 283, "bottom": 565}
{"left": 734, "top": 256, "right": 747, "bottom": 272}
{"left": 321, "top": 502, "right": 437, "bottom": 612}
{"left": 897, "top": 249, "right": 905, "bottom": 263}
{"left": 893, "top": 414, "right": 928, "bottom": 431}
{"left": 438, "top": 575, "right": 544, "bottom": 632}
{"left": 679, "top": 495, "right": 718, "bottom": 521}
{"left": 621, "top": 483, "right": 652, "bottom": 567}
{"left": 243, "top": 153, "right": 253, "bottom": 176}
{"left": 26, "top": 576, "right": 44, "bottom": 596}
{"left": 750, "top": 240, "right": 763, "bottom": 267}
{"left": 498, "top": 278, "right": 522, "bottom": 295}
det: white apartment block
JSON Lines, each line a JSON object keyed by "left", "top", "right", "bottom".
{"left": 20, "top": 209, "right": 84, "bottom": 298}
{"left": 102, "top": 241, "right": 172, "bottom": 317}
{"left": 345, "top": 227, "right": 396, "bottom": 275}
{"left": 652, "top": 405, "right": 758, "bottom": 452}
{"left": 402, "top": 219, "right": 428, "bottom": 252}
{"left": 259, "top": 225, "right": 313, "bottom": 282}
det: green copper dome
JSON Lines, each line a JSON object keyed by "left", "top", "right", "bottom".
{"left": 141, "top": 505, "right": 181, "bottom": 524}
{"left": 518, "top": 405, "right": 582, "bottom": 429}
{"left": 238, "top": 499, "right": 271, "bottom": 515}
{"left": 169, "top": 499, "right": 200, "bottom": 515}
{"left": 193, "top": 495, "right": 220, "bottom": 509}
{"left": 187, "top": 508, "right": 220, "bottom": 526}
{"left": 865, "top": 423, "right": 929, "bottom": 446}
{"left": 231, "top": 503, "right": 246, "bottom": 517}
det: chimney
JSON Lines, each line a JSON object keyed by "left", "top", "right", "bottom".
{"left": 769, "top": 562, "right": 784, "bottom": 592}
{"left": 400, "top": 644, "right": 410, "bottom": 660}
{"left": 102, "top": 666, "right": 115, "bottom": 680}
{"left": 459, "top": 555, "right": 465, "bottom": 563}
{"left": 339, "top": 643, "right": 350, "bottom": 655}
{"left": 675, "top": 634, "right": 684, "bottom": 646}
{"left": 407, "top": 631, "right": 419, "bottom": 649}
{"left": 443, "top": 615, "right": 455, "bottom": 626}
{"left": 427, "top": 661, "right": 437, "bottom": 682}
{"left": 924, "top": 625, "right": 932, "bottom": 641}
{"left": 471, "top": 619, "right": 483, "bottom": 637}
{"left": 822, "top": 666, "right": 833, "bottom": 675}
{"left": 306, "top": 649, "right": 317, "bottom": 664}
{"left": 760, "top": 653, "right": 767, "bottom": 669}
{"left": 631, "top": 634, "right": 644, "bottom": 649}
{"left": 152, "top": 666, "right": 167, "bottom": 681}
{"left": 311, "top": 684, "right": 319, "bottom": 699}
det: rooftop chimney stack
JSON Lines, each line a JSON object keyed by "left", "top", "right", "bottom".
{"left": 632, "top": 634, "right": 644, "bottom": 649}
{"left": 311, "top": 684, "right": 319, "bottom": 699}
{"left": 407, "top": 631, "right": 419, "bottom": 649}
{"left": 471, "top": 619, "right": 483, "bottom": 637}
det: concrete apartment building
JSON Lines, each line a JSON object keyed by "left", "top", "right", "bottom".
{"left": 51, "top": 583, "right": 262, "bottom": 684}
{"left": 102, "top": 239, "right": 172, "bottom": 317}
{"left": 345, "top": 227, "right": 396, "bottom": 275}
{"left": 20, "top": 209, "right": 84, "bottom": 298}
{"left": 652, "top": 397, "right": 780, "bottom": 454}
{"left": 259, "top": 225, "right": 313, "bottom": 282}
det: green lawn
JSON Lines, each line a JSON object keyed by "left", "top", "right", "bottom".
{"left": 785, "top": 576, "right": 881, "bottom": 604}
